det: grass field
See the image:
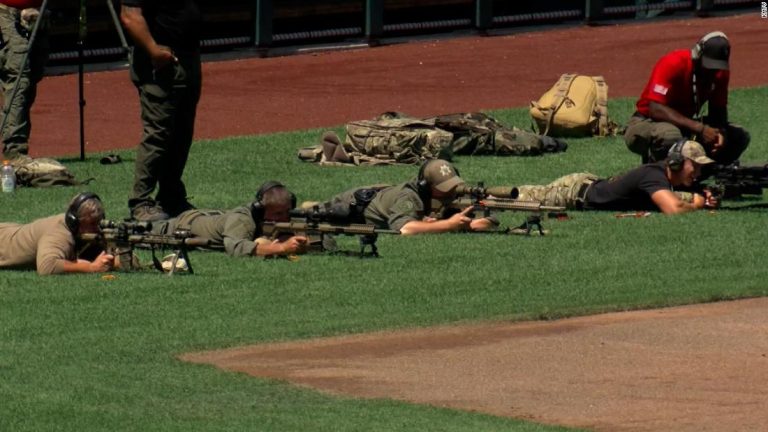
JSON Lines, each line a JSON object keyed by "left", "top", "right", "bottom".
{"left": 1, "top": 87, "right": 766, "bottom": 431}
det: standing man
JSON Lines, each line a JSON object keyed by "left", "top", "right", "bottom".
{"left": 625, "top": 31, "right": 750, "bottom": 165}
{"left": 120, "top": 0, "right": 202, "bottom": 222}
{"left": 516, "top": 140, "right": 718, "bottom": 215}
{"left": 0, "top": 0, "right": 49, "bottom": 159}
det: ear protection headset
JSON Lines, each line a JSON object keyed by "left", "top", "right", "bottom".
{"left": 667, "top": 140, "right": 687, "bottom": 172}
{"left": 250, "top": 181, "right": 297, "bottom": 222}
{"left": 691, "top": 31, "right": 728, "bottom": 61}
{"left": 65, "top": 192, "right": 101, "bottom": 234}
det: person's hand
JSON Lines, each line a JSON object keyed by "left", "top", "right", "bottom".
{"left": 447, "top": 206, "right": 473, "bottom": 231}
{"left": 150, "top": 45, "right": 177, "bottom": 70}
{"left": 700, "top": 124, "right": 721, "bottom": 149}
{"left": 279, "top": 236, "right": 308, "bottom": 254}
{"left": 89, "top": 251, "right": 114, "bottom": 273}
{"left": 703, "top": 189, "right": 720, "bottom": 209}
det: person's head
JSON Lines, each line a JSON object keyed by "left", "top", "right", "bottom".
{"left": 666, "top": 140, "right": 715, "bottom": 187}
{"left": 691, "top": 31, "right": 730, "bottom": 75}
{"left": 417, "top": 159, "right": 465, "bottom": 201}
{"left": 252, "top": 181, "right": 296, "bottom": 222}
{"left": 65, "top": 192, "right": 105, "bottom": 235}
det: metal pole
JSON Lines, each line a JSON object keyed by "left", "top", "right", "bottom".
{"left": 365, "top": 0, "right": 384, "bottom": 45}
{"left": 696, "top": 0, "right": 715, "bottom": 17}
{"left": 584, "top": 0, "right": 604, "bottom": 25}
{"left": 475, "top": 0, "right": 493, "bottom": 34}
{"left": 254, "top": 0, "right": 273, "bottom": 48}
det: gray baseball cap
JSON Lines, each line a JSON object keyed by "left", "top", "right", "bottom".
{"left": 421, "top": 159, "right": 464, "bottom": 193}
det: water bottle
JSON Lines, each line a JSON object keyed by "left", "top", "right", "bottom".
{"left": 2, "top": 160, "right": 16, "bottom": 193}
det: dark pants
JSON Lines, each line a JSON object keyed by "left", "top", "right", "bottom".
{"left": 128, "top": 48, "right": 202, "bottom": 214}
{"left": 624, "top": 115, "right": 750, "bottom": 165}
{"left": 0, "top": 5, "right": 49, "bottom": 156}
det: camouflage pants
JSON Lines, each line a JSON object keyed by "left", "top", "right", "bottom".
{"left": 624, "top": 116, "right": 750, "bottom": 165}
{"left": 0, "top": 5, "right": 49, "bottom": 156}
{"left": 128, "top": 48, "right": 201, "bottom": 214}
{"left": 516, "top": 173, "right": 598, "bottom": 209}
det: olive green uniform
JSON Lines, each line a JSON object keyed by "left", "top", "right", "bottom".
{"left": 325, "top": 181, "right": 426, "bottom": 232}
{"left": 0, "top": 2, "right": 49, "bottom": 157}
{"left": 0, "top": 214, "right": 75, "bottom": 275}
{"left": 151, "top": 207, "right": 259, "bottom": 257}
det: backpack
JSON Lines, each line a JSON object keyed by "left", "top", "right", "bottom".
{"left": 530, "top": 74, "right": 617, "bottom": 137}
{"left": 12, "top": 157, "right": 88, "bottom": 187}
{"left": 343, "top": 112, "right": 455, "bottom": 165}
{"left": 298, "top": 112, "right": 566, "bottom": 166}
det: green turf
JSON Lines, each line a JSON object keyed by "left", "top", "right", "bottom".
{"left": 1, "top": 86, "right": 766, "bottom": 431}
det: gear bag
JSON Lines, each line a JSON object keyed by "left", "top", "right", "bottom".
{"left": 530, "top": 74, "right": 618, "bottom": 137}
{"left": 298, "top": 112, "right": 566, "bottom": 165}
{"left": 12, "top": 157, "right": 89, "bottom": 188}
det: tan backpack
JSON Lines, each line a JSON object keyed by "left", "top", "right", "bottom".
{"left": 530, "top": 74, "right": 615, "bottom": 137}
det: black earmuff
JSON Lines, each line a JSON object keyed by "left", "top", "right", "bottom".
{"left": 65, "top": 192, "right": 101, "bottom": 234}
{"left": 250, "top": 181, "right": 297, "bottom": 222}
{"left": 667, "top": 140, "right": 686, "bottom": 172}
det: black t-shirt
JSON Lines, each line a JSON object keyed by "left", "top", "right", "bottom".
{"left": 585, "top": 162, "right": 671, "bottom": 211}
{"left": 122, "top": 0, "right": 202, "bottom": 52}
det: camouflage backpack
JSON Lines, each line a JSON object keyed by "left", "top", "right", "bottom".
{"left": 12, "top": 157, "right": 88, "bottom": 187}
{"left": 298, "top": 112, "right": 566, "bottom": 166}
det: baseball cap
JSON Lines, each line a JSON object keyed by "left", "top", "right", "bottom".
{"left": 679, "top": 140, "right": 715, "bottom": 165}
{"left": 421, "top": 159, "right": 464, "bottom": 193}
{"left": 699, "top": 33, "right": 730, "bottom": 70}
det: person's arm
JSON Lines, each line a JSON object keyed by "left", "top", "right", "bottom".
{"left": 252, "top": 236, "right": 308, "bottom": 257}
{"left": 56, "top": 252, "right": 115, "bottom": 275}
{"left": 399, "top": 206, "right": 472, "bottom": 235}
{"left": 650, "top": 189, "right": 706, "bottom": 214}
{"left": 648, "top": 101, "right": 720, "bottom": 146}
{"left": 120, "top": 5, "right": 176, "bottom": 69}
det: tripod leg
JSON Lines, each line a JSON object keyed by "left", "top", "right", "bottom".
{"left": 105, "top": 0, "right": 130, "bottom": 54}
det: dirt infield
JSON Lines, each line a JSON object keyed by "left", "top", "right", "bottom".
{"left": 182, "top": 297, "right": 768, "bottom": 432}
{"left": 29, "top": 13, "right": 768, "bottom": 158}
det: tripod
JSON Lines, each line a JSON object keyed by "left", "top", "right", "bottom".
{"left": 0, "top": 0, "right": 129, "bottom": 161}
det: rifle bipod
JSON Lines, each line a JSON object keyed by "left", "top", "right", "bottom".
{"left": 507, "top": 215, "right": 546, "bottom": 236}
{"left": 150, "top": 245, "right": 194, "bottom": 275}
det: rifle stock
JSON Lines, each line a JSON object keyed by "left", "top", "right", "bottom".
{"left": 261, "top": 215, "right": 399, "bottom": 257}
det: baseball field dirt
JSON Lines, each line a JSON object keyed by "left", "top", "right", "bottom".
{"left": 181, "top": 297, "right": 768, "bottom": 432}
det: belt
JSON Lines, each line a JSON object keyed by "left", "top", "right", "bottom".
{"left": 576, "top": 180, "right": 596, "bottom": 209}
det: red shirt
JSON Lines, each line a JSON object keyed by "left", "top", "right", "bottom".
{"left": 0, "top": 0, "right": 43, "bottom": 9}
{"left": 635, "top": 49, "right": 729, "bottom": 118}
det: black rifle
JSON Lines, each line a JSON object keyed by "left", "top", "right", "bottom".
{"left": 261, "top": 207, "right": 399, "bottom": 257}
{"left": 707, "top": 162, "right": 768, "bottom": 199}
{"left": 79, "top": 220, "right": 209, "bottom": 275}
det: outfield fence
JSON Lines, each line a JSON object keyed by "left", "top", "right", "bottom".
{"left": 48, "top": 0, "right": 757, "bottom": 64}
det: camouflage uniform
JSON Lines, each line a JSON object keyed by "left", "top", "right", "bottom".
{"left": 0, "top": 2, "right": 48, "bottom": 157}
{"left": 516, "top": 173, "right": 598, "bottom": 209}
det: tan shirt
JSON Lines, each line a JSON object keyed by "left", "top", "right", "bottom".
{"left": 0, "top": 214, "right": 75, "bottom": 275}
